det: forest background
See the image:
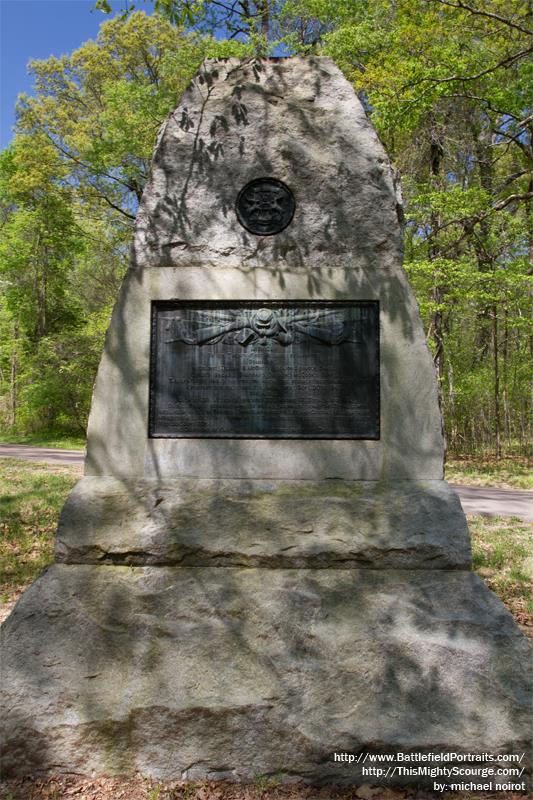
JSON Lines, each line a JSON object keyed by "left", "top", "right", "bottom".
{"left": 0, "top": 0, "right": 531, "bottom": 458}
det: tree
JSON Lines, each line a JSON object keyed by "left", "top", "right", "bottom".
{"left": 292, "top": 0, "right": 532, "bottom": 455}
{"left": 17, "top": 14, "right": 200, "bottom": 222}
{"left": 96, "top": 0, "right": 332, "bottom": 51}
{"left": 0, "top": 11, "right": 250, "bottom": 434}
{"left": 0, "top": 137, "right": 88, "bottom": 429}
{"left": 2, "top": 1, "right": 531, "bottom": 453}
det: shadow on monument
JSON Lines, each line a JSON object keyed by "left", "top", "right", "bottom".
{"left": 4, "top": 554, "right": 530, "bottom": 779}
{"left": 2, "top": 56, "right": 531, "bottom": 783}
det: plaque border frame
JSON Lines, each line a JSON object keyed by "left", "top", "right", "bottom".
{"left": 148, "top": 300, "right": 380, "bottom": 440}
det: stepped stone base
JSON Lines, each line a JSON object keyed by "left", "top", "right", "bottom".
{"left": 2, "top": 56, "right": 531, "bottom": 786}
{"left": 55, "top": 478, "right": 471, "bottom": 569}
{"left": 2, "top": 564, "right": 531, "bottom": 781}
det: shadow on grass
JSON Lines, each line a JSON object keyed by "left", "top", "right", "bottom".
{"left": 0, "top": 459, "right": 80, "bottom": 592}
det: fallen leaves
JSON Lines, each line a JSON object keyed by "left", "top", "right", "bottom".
{"left": 355, "top": 786, "right": 381, "bottom": 799}
{"left": 0, "top": 777, "right": 529, "bottom": 800}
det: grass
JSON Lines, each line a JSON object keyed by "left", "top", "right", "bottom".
{"left": 0, "top": 458, "right": 80, "bottom": 608}
{"left": 1, "top": 458, "right": 532, "bottom": 637}
{"left": 0, "top": 461, "right": 531, "bottom": 797}
{"left": 445, "top": 454, "right": 532, "bottom": 489}
{"left": 0, "top": 429, "right": 86, "bottom": 450}
{"left": 470, "top": 514, "right": 533, "bottom": 630}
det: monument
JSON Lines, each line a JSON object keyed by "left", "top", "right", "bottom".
{"left": 1, "top": 57, "right": 531, "bottom": 785}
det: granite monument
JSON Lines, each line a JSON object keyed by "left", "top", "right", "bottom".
{"left": 1, "top": 56, "right": 531, "bottom": 785}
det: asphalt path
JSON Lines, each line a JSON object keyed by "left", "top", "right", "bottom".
{"left": 448, "top": 483, "right": 533, "bottom": 522}
{"left": 1, "top": 443, "right": 532, "bottom": 521}
{"left": 0, "top": 443, "right": 84, "bottom": 466}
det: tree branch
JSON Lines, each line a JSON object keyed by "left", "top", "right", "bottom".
{"left": 495, "top": 170, "right": 531, "bottom": 192}
{"left": 447, "top": 93, "right": 521, "bottom": 120}
{"left": 43, "top": 132, "right": 142, "bottom": 196}
{"left": 430, "top": 0, "right": 533, "bottom": 36}
{"left": 492, "top": 128, "right": 532, "bottom": 159}
{"left": 492, "top": 191, "right": 533, "bottom": 211}
{"left": 208, "top": 0, "right": 258, "bottom": 19}
{"left": 518, "top": 113, "right": 533, "bottom": 128}
{"left": 403, "top": 46, "right": 532, "bottom": 89}
{"left": 423, "top": 191, "right": 533, "bottom": 247}
{"left": 91, "top": 191, "right": 136, "bottom": 220}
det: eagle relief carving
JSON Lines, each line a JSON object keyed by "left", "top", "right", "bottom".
{"left": 164, "top": 307, "right": 365, "bottom": 348}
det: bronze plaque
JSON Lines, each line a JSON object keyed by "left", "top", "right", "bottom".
{"left": 235, "top": 178, "right": 295, "bottom": 235}
{"left": 149, "top": 301, "right": 379, "bottom": 439}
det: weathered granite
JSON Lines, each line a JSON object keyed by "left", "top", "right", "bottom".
{"left": 1, "top": 565, "right": 531, "bottom": 781}
{"left": 55, "top": 477, "right": 471, "bottom": 569}
{"left": 132, "top": 56, "right": 403, "bottom": 272}
{"left": 2, "top": 57, "right": 531, "bottom": 784}
{"left": 84, "top": 57, "right": 444, "bottom": 482}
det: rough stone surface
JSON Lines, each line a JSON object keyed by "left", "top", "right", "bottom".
{"left": 83, "top": 56, "right": 445, "bottom": 481}
{"left": 132, "top": 57, "right": 403, "bottom": 272}
{"left": 83, "top": 267, "right": 444, "bottom": 483}
{"left": 3, "top": 57, "right": 531, "bottom": 785}
{"left": 1, "top": 565, "right": 531, "bottom": 781}
{"left": 55, "top": 478, "right": 471, "bottom": 569}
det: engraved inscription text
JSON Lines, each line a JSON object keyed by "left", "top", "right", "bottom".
{"left": 149, "top": 301, "right": 379, "bottom": 439}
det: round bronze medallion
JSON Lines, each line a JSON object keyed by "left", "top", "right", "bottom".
{"left": 235, "top": 178, "right": 295, "bottom": 236}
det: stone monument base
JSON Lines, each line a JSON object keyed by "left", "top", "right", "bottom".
{"left": 2, "top": 562, "right": 531, "bottom": 781}
{"left": 54, "top": 478, "right": 471, "bottom": 569}
{"left": 2, "top": 56, "right": 531, "bottom": 785}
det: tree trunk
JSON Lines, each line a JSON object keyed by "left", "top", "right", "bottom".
{"left": 447, "top": 356, "right": 456, "bottom": 450}
{"left": 502, "top": 307, "right": 510, "bottom": 446}
{"left": 426, "top": 114, "right": 447, "bottom": 454}
{"left": 258, "top": 0, "right": 270, "bottom": 40}
{"left": 10, "top": 325, "right": 18, "bottom": 428}
{"left": 428, "top": 116, "right": 444, "bottom": 375}
{"left": 492, "top": 306, "right": 501, "bottom": 458}
{"left": 472, "top": 116, "right": 500, "bottom": 455}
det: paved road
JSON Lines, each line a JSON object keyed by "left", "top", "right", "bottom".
{"left": 448, "top": 483, "right": 533, "bottom": 522}
{"left": 1, "top": 443, "right": 532, "bottom": 521}
{"left": 0, "top": 443, "right": 84, "bottom": 466}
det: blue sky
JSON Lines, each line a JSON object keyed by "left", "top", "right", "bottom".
{"left": 0, "top": 0, "right": 133, "bottom": 149}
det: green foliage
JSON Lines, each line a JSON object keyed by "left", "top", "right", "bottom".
{"left": 305, "top": 0, "right": 533, "bottom": 456}
{"left": 1, "top": 3, "right": 532, "bottom": 454}
{"left": 301, "top": 0, "right": 532, "bottom": 133}
{"left": 470, "top": 515, "right": 533, "bottom": 616}
{"left": 17, "top": 14, "right": 202, "bottom": 215}
{"left": 0, "top": 12, "right": 249, "bottom": 438}
{"left": 254, "top": 772, "right": 284, "bottom": 794}
{"left": 147, "top": 783, "right": 164, "bottom": 800}
{"left": 0, "top": 204, "right": 84, "bottom": 339}
{"left": 0, "top": 432, "right": 85, "bottom": 449}
{"left": 445, "top": 456, "right": 532, "bottom": 489}
{"left": 0, "top": 458, "right": 79, "bottom": 598}
{"left": 17, "top": 322, "right": 106, "bottom": 434}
